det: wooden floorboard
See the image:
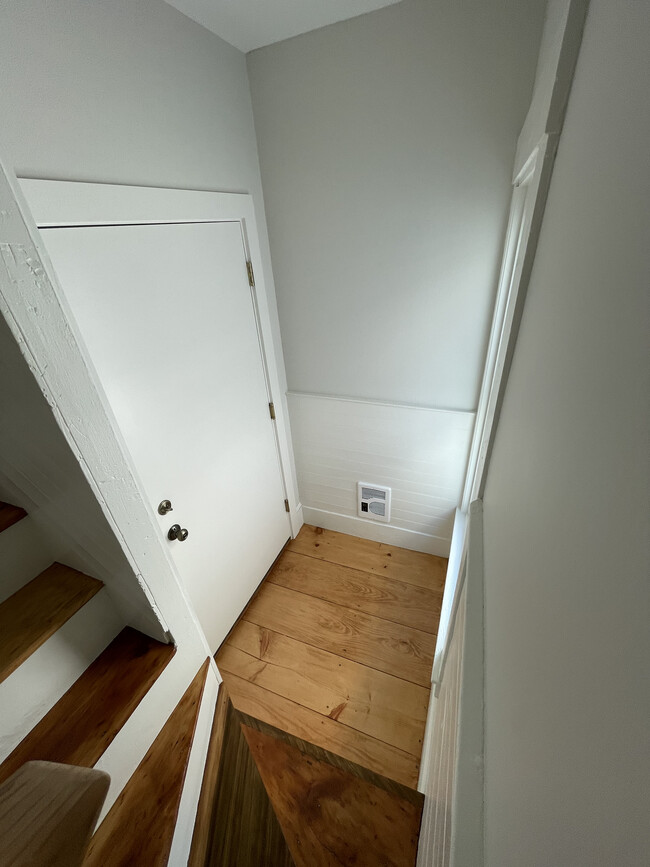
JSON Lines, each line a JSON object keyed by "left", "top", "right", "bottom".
{"left": 222, "top": 672, "right": 420, "bottom": 789}
{"left": 218, "top": 623, "right": 428, "bottom": 756}
{"left": 270, "top": 549, "right": 442, "bottom": 633}
{"left": 218, "top": 524, "right": 446, "bottom": 789}
{"left": 0, "top": 627, "right": 175, "bottom": 785}
{"left": 239, "top": 709, "right": 423, "bottom": 807}
{"left": 206, "top": 699, "right": 295, "bottom": 867}
{"left": 0, "top": 501, "right": 27, "bottom": 534}
{"left": 0, "top": 563, "right": 103, "bottom": 685}
{"left": 287, "top": 525, "right": 446, "bottom": 590}
{"left": 244, "top": 582, "right": 435, "bottom": 687}
{"left": 243, "top": 723, "right": 422, "bottom": 867}
{"left": 84, "top": 658, "right": 210, "bottom": 867}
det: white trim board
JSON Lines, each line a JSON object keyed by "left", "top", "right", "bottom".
{"left": 460, "top": 0, "right": 590, "bottom": 511}
{"left": 301, "top": 506, "right": 449, "bottom": 557}
{"left": 416, "top": 499, "right": 484, "bottom": 866}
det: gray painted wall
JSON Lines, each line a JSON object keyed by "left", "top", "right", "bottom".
{"left": 0, "top": 0, "right": 288, "bottom": 406}
{"left": 0, "top": 0, "right": 259, "bottom": 193}
{"left": 247, "top": 0, "right": 546, "bottom": 410}
{"left": 482, "top": 0, "right": 650, "bottom": 863}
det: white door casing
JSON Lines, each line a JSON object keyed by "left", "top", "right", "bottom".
{"left": 19, "top": 180, "right": 300, "bottom": 652}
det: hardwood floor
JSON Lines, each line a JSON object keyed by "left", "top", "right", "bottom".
{"left": 217, "top": 525, "right": 446, "bottom": 789}
{"left": 197, "top": 694, "right": 423, "bottom": 867}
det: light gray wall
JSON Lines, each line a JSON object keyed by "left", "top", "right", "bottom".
{"left": 482, "top": 0, "right": 650, "bottom": 863}
{"left": 0, "top": 0, "right": 287, "bottom": 394}
{"left": 0, "top": 0, "right": 258, "bottom": 193}
{"left": 247, "top": 0, "right": 546, "bottom": 410}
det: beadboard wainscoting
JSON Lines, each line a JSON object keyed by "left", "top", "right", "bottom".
{"left": 287, "top": 393, "right": 475, "bottom": 556}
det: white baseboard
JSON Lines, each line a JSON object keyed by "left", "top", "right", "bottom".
{"left": 302, "top": 506, "right": 450, "bottom": 557}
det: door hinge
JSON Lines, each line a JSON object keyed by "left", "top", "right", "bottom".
{"left": 284, "top": 499, "right": 290, "bottom": 513}
{"left": 269, "top": 401, "right": 276, "bottom": 420}
{"left": 246, "top": 260, "right": 255, "bottom": 288}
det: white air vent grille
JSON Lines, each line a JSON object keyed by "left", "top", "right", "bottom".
{"left": 358, "top": 482, "right": 391, "bottom": 523}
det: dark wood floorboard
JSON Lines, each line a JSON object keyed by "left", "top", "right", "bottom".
{"left": 206, "top": 700, "right": 295, "bottom": 867}
{"left": 243, "top": 722, "right": 423, "bottom": 867}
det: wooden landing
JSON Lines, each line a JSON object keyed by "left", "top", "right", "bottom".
{"left": 0, "top": 501, "right": 27, "bottom": 534}
{"left": 0, "top": 627, "right": 176, "bottom": 785}
{"left": 84, "top": 658, "right": 210, "bottom": 867}
{"left": 0, "top": 563, "right": 103, "bottom": 685}
{"left": 243, "top": 722, "right": 423, "bottom": 867}
{"left": 288, "top": 524, "right": 446, "bottom": 589}
{"left": 217, "top": 525, "right": 447, "bottom": 789}
{"left": 195, "top": 695, "right": 422, "bottom": 867}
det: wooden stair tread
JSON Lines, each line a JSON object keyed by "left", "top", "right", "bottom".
{"left": 243, "top": 723, "right": 423, "bottom": 867}
{"left": 239, "top": 707, "right": 424, "bottom": 808}
{"left": 0, "top": 563, "right": 103, "bottom": 685}
{"left": 84, "top": 658, "right": 210, "bottom": 867}
{"left": 0, "top": 501, "right": 27, "bottom": 534}
{"left": 223, "top": 672, "right": 421, "bottom": 788}
{"left": 0, "top": 627, "right": 176, "bottom": 785}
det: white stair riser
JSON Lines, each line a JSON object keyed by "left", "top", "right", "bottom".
{"left": 0, "top": 516, "right": 58, "bottom": 604}
{"left": 0, "top": 589, "right": 122, "bottom": 763}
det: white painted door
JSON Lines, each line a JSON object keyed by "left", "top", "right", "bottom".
{"left": 41, "top": 220, "right": 290, "bottom": 651}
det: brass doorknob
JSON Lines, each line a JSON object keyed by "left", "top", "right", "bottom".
{"left": 168, "top": 524, "right": 189, "bottom": 542}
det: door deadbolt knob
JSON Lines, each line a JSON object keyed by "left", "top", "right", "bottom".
{"left": 158, "top": 499, "right": 173, "bottom": 515}
{"left": 168, "top": 524, "right": 189, "bottom": 542}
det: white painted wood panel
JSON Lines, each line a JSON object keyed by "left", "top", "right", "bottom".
{"left": 417, "top": 580, "right": 466, "bottom": 867}
{"left": 417, "top": 500, "right": 484, "bottom": 866}
{"left": 288, "top": 392, "right": 474, "bottom": 555}
{"left": 0, "top": 511, "right": 56, "bottom": 604}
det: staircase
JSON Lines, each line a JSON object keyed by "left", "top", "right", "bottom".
{"left": 0, "top": 500, "right": 210, "bottom": 864}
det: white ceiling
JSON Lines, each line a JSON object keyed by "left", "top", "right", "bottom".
{"left": 165, "top": 0, "right": 403, "bottom": 53}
